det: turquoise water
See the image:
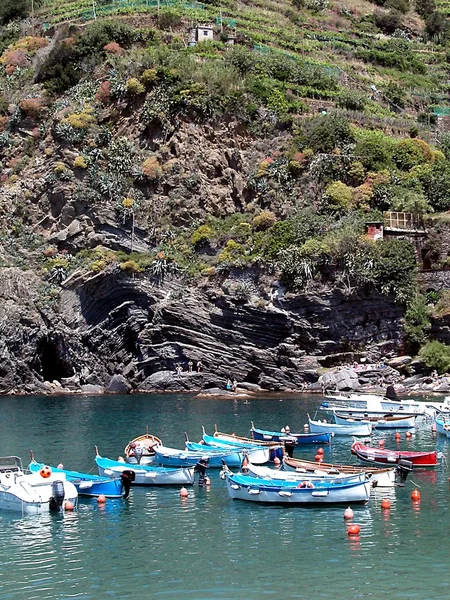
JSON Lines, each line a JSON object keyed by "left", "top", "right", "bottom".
{"left": 0, "top": 393, "right": 449, "bottom": 600}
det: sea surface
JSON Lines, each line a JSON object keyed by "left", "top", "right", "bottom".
{"left": 0, "top": 392, "right": 449, "bottom": 600}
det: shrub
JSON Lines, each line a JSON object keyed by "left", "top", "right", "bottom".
{"left": 54, "top": 162, "right": 67, "bottom": 174}
{"left": 191, "top": 224, "right": 214, "bottom": 248}
{"left": 252, "top": 211, "right": 277, "bottom": 231}
{"left": 392, "top": 138, "right": 433, "bottom": 171}
{"left": 141, "top": 68, "right": 158, "bottom": 87}
{"left": 120, "top": 260, "right": 144, "bottom": 273}
{"left": 0, "top": 116, "right": 8, "bottom": 131}
{"left": 142, "top": 156, "right": 162, "bottom": 179}
{"left": 126, "top": 77, "right": 145, "bottom": 95}
{"left": 73, "top": 156, "right": 87, "bottom": 169}
{"left": 19, "top": 98, "right": 44, "bottom": 118}
{"left": 297, "top": 114, "right": 354, "bottom": 153}
{"left": 385, "top": 0, "right": 409, "bottom": 13}
{"left": 63, "top": 109, "right": 96, "bottom": 130}
{"left": 415, "top": 0, "right": 435, "bottom": 16}
{"left": 354, "top": 130, "right": 394, "bottom": 171}
{"left": 337, "top": 91, "right": 366, "bottom": 111}
{"left": 0, "top": 0, "right": 29, "bottom": 25}
{"left": 419, "top": 341, "right": 450, "bottom": 374}
{"left": 324, "top": 181, "right": 354, "bottom": 210}
{"left": 374, "top": 9, "right": 403, "bottom": 34}
{"left": 404, "top": 294, "right": 430, "bottom": 353}
{"left": 104, "top": 42, "right": 124, "bottom": 55}
{"left": 96, "top": 81, "right": 111, "bottom": 104}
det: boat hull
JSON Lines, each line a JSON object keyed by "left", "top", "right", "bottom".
{"left": 251, "top": 426, "right": 332, "bottom": 445}
{"left": 351, "top": 442, "right": 437, "bottom": 467}
{"left": 186, "top": 441, "right": 269, "bottom": 465}
{"left": 0, "top": 473, "right": 78, "bottom": 514}
{"left": 308, "top": 418, "right": 372, "bottom": 436}
{"left": 155, "top": 445, "right": 245, "bottom": 468}
{"left": 96, "top": 455, "right": 195, "bottom": 485}
{"left": 334, "top": 413, "right": 416, "bottom": 429}
{"left": 224, "top": 473, "right": 372, "bottom": 505}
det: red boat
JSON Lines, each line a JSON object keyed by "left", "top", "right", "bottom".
{"left": 351, "top": 441, "right": 438, "bottom": 468}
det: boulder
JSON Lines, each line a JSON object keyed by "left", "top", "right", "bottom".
{"left": 80, "top": 384, "right": 104, "bottom": 394}
{"left": 106, "top": 374, "right": 132, "bottom": 395}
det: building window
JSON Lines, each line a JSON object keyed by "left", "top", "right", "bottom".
{"left": 203, "top": 30, "right": 209, "bottom": 36}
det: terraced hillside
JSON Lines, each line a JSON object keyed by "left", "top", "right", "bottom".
{"left": 2, "top": 0, "right": 450, "bottom": 393}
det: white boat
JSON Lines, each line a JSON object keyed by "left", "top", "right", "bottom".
{"left": 95, "top": 453, "right": 195, "bottom": 486}
{"left": 221, "top": 467, "right": 373, "bottom": 505}
{"left": 308, "top": 415, "right": 372, "bottom": 436}
{"left": 0, "top": 457, "right": 78, "bottom": 515}
{"left": 334, "top": 412, "right": 416, "bottom": 429}
{"left": 322, "top": 392, "right": 425, "bottom": 415}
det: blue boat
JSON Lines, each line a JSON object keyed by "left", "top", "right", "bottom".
{"left": 188, "top": 436, "right": 270, "bottom": 464}
{"left": 28, "top": 460, "right": 125, "bottom": 498}
{"left": 154, "top": 444, "right": 245, "bottom": 468}
{"left": 251, "top": 422, "right": 332, "bottom": 445}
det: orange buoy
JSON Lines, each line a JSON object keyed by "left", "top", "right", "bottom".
{"left": 39, "top": 466, "right": 52, "bottom": 479}
{"left": 273, "top": 457, "right": 281, "bottom": 466}
{"left": 314, "top": 454, "right": 322, "bottom": 462}
{"left": 378, "top": 440, "right": 385, "bottom": 448}
{"left": 411, "top": 489, "right": 421, "bottom": 501}
{"left": 317, "top": 448, "right": 324, "bottom": 455}
{"left": 303, "top": 424, "right": 309, "bottom": 431}
{"left": 180, "top": 487, "right": 189, "bottom": 498}
{"left": 347, "top": 524, "right": 361, "bottom": 536}
{"left": 381, "top": 498, "right": 391, "bottom": 510}
{"left": 205, "top": 476, "right": 211, "bottom": 487}
{"left": 432, "top": 423, "right": 437, "bottom": 432}
{"left": 64, "top": 500, "right": 74, "bottom": 511}
{"left": 57, "top": 463, "right": 64, "bottom": 470}
{"left": 405, "top": 431, "right": 412, "bottom": 439}
{"left": 395, "top": 432, "right": 401, "bottom": 441}
{"left": 97, "top": 494, "right": 106, "bottom": 504}
{"left": 344, "top": 507, "right": 354, "bottom": 520}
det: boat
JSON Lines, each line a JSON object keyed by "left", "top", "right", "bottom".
{"left": 334, "top": 412, "right": 416, "bottom": 429}
{"left": 434, "top": 414, "right": 450, "bottom": 437}
{"left": 0, "top": 456, "right": 78, "bottom": 514}
{"left": 185, "top": 439, "right": 269, "bottom": 465}
{"left": 308, "top": 415, "right": 372, "bottom": 436}
{"left": 154, "top": 444, "right": 246, "bottom": 468}
{"left": 28, "top": 458, "right": 125, "bottom": 499}
{"left": 220, "top": 466, "right": 372, "bottom": 505}
{"left": 207, "top": 426, "right": 285, "bottom": 461}
{"left": 247, "top": 464, "right": 368, "bottom": 485}
{"left": 95, "top": 450, "right": 195, "bottom": 485}
{"left": 124, "top": 427, "right": 162, "bottom": 465}
{"left": 351, "top": 440, "right": 438, "bottom": 467}
{"left": 250, "top": 422, "right": 332, "bottom": 445}
{"left": 283, "top": 456, "right": 397, "bottom": 487}
{"left": 322, "top": 387, "right": 425, "bottom": 415}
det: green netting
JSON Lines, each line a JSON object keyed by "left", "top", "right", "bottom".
{"left": 433, "top": 107, "right": 450, "bottom": 116}
{"left": 215, "top": 16, "right": 236, "bottom": 27}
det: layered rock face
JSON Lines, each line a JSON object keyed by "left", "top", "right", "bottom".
{"left": 0, "top": 267, "right": 405, "bottom": 394}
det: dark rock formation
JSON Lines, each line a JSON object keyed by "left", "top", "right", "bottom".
{"left": 0, "top": 267, "right": 407, "bottom": 395}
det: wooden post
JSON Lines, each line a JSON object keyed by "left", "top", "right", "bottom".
{"left": 92, "top": 0, "right": 97, "bottom": 19}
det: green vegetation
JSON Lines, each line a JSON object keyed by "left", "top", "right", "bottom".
{"left": 419, "top": 341, "right": 450, "bottom": 374}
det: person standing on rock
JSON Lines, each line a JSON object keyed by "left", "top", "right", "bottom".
{"left": 197, "top": 360, "right": 203, "bottom": 372}
{"left": 188, "top": 360, "right": 193, "bottom": 373}
{"left": 232, "top": 379, "right": 237, "bottom": 392}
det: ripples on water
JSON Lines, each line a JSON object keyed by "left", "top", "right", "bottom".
{"left": 0, "top": 394, "right": 449, "bottom": 599}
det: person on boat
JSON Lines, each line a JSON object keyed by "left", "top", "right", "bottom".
{"left": 283, "top": 426, "right": 296, "bottom": 458}
{"left": 194, "top": 457, "right": 209, "bottom": 486}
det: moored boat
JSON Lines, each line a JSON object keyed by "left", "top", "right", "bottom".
{"left": 124, "top": 427, "right": 162, "bottom": 465}
{"left": 283, "top": 456, "right": 396, "bottom": 487}
{"left": 0, "top": 456, "right": 78, "bottom": 514}
{"left": 334, "top": 412, "right": 416, "bottom": 429}
{"left": 28, "top": 458, "right": 125, "bottom": 499}
{"left": 435, "top": 413, "right": 450, "bottom": 437}
{"left": 220, "top": 466, "right": 372, "bottom": 505}
{"left": 251, "top": 422, "right": 332, "bottom": 445}
{"left": 154, "top": 444, "right": 246, "bottom": 468}
{"left": 185, "top": 439, "right": 269, "bottom": 465}
{"left": 351, "top": 440, "right": 438, "bottom": 467}
{"left": 308, "top": 415, "right": 372, "bottom": 436}
{"left": 95, "top": 451, "right": 195, "bottom": 485}
{"left": 247, "top": 464, "right": 368, "bottom": 485}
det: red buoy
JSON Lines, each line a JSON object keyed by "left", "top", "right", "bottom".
{"left": 180, "top": 487, "right": 189, "bottom": 498}
{"left": 97, "top": 494, "right": 106, "bottom": 504}
{"left": 405, "top": 431, "right": 412, "bottom": 439}
{"left": 395, "top": 433, "right": 401, "bottom": 442}
{"left": 381, "top": 498, "right": 391, "bottom": 510}
{"left": 344, "top": 507, "right": 354, "bottom": 520}
{"left": 317, "top": 448, "right": 324, "bottom": 455}
{"left": 64, "top": 500, "right": 74, "bottom": 511}
{"left": 273, "top": 457, "right": 281, "bottom": 466}
{"left": 314, "top": 454, "right": 322, "bottom": 462}
{"left": 347, "top": 524, "right": 361, "bottom": 536}
{"left": 378, "top": 440, "right": 385, "bottom": 448}
{"left": 411, "top": 489, "right": 421, "bottom": 501}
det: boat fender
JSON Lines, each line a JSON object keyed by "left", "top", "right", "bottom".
{"left": 306, "top": 482, "right": 314, "bottom": 489}
{"left": 40, "top": 466, "right": 52, "bottom": 479}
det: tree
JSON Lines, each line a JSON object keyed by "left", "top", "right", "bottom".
{"left": 0, "top": 0, "right": 29, "bottom": 24}
{"left": 419, "top": 341, "right": 450, "bottom": 373}
{"left": 404, "top": 294, "right": 430, "bottom": 353}
{"left": 415, "top": 0, "right": 436, "bottom": 17}
{"left": 299, "top": 114, "right": 354, "bottom": 153}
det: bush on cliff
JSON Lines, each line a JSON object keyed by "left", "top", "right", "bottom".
{"left": 419, "top": 341, "right": 450, "bottom": 374}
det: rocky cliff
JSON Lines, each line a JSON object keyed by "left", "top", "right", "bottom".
{"left": 0, "top": 265, "right": 405, "bottom": 395}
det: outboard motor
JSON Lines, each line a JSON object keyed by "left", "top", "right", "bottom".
{"left": 120, "top": 470, "right": 136, "bottom": 499}
{"left": 194, "top": 458, "right": 209, "bottom": 487}
{"left": 386, "top": 385, "right": 399, "bottom": 401}
{"left": 49, "top": 480, "right": 65, "bottom": 511}
{"left": 395, "top": 459, "right": 413, "bottom": 486}
{"left": 133, "top": 446, "right": 144, "bottom": 465}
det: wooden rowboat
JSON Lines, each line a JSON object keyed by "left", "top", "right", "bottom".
{"left": 334, "top": 412, "right": 416, "bottom": 429}
{"left": 124, "top": 427, "right": 162, "bottom": 464}
{"left": 251, "top": 422, "right": 332, "bottom": 445}
{"left": 351, "top": 441, "right": 437, "bottom": 468}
